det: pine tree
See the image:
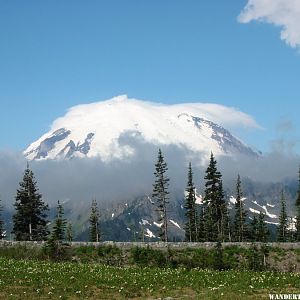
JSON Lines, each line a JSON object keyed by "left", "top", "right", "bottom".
{"left": 287, "top": 217, "right": 295, "bottom": 242}
{"left": 184, "top": 162, "right": 197, "bottom": 242}
{"left": 152, "top": 149, "right": 170, "bottom": 242}
{"left": 257, "top": 211, "right": 269, "bottom": 242}
{"left": 218, "top": 181, "right": 230, "bottom": 241}
{"left": 12, "top": 164, "right": 49, "bottom": 241}
{"left": 203, "top": 153, "right": 227, "bottom": 241}
{"left": 233, "top": 175, "right": 248, "bottom": 242}
{"left": 0, "top": 198, "right": 5, "bottom": 239}
{"left": 213, "top": 241, "right": 225, "bottom": 270}
{"left": 89, "top": 199, "right": 100, "bottom": 242}
{"left": 277, "top": 190, "right": 288, "bottom": 242}
{"left": 223, "top": 201, "right": 232, "bottom": 242}
{"left": 295, "top": 166, "right": 300, "bottom": 241}
{"left": 197, "top": 205, "right": 205, "bottom": 242}
{"left": 45, "top": 201, "right": 67, "bottom": 260}
{"left": 250, "top": 215, "right": 258, "bottom": 241}
{"left": 66, "top": 222, "right": 73, "bottom": 242}
{"left": 51, "top": 200, "right": 67, "bottom": 242}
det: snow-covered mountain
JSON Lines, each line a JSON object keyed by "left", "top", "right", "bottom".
{"left": 24, "top": 95, "right": 259, "bottom": 161}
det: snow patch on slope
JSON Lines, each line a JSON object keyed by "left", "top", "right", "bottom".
{"left": 252, "top": 200, "right": 277, "bottom": 219}
{"left": 170, "top": 219, "right": 181, "bottom": 229}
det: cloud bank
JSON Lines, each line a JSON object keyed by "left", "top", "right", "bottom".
{"left": 51, "top": 95, "right": 260, "bottom": 133}
{"left": 1, "top": 132, "right": 299, "bottom": 214}
{"left": 238, "top": 0, "right": 300, "bottom": 49}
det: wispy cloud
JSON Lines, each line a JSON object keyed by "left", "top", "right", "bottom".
{"left": 238, "top": 0, "right": 300, "bottom": 50}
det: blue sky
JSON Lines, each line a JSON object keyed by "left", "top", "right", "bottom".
{"left": 0, "top": 0, "right": 300, "bottom": 153}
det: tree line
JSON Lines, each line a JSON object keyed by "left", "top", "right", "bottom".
{"left": 0, "top": 150, "right": 299, "bottom": 244}
{"left": 0, "top": 163, "right": 100, "bottom": 244}
{"left": 153, "top": 149, "right": 300, "bottom": 243}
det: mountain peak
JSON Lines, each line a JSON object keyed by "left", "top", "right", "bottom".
{"left": 24, "top": 96, "right": 260, "bottom": 161}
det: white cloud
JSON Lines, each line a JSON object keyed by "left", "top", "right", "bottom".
{"left": 175, "top": 102, "right": 261, "bottom": 129}
{"left": 238, "top": 0, "right": 300, "bottom": 49}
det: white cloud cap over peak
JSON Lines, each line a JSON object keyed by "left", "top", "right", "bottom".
{"left": 238, "top": 0, "right": 300, "bottom": 49}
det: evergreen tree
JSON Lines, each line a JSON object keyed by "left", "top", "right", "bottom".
{"left": 248, "top": 243, "right": 264, "bottom": 271}
{"left": 184, "top": 162, "right": 197, "bottom": 242}
{"left": 218, "top": 181, "right": 230, "bottom": 241}
{"left": 66, "top": 222, "right": 73, "bottom": 242}
{"left": 257, "top": 211, "right": 269, "bottom": 242}
{"left": 12, "top": 164, "right": 49, "bottom": 241}
{"left": 233, "top": 175, "right": 248, "bottom": 242}
{"left": 296, "top": 166, "right": 300, "bottom": 207}
{"left": 287, "top": 217, "right": 295, "bottom": 242}
{"left": 203, "top": 153, "right": 227, "bottom": 241}
{"left": 223, "top": 201, "right": 232, "bottom": 242}
{"left": 89, "top": 199, "right": 100, "bottom": 242}
{"left": 203, "top": 203, "right": 215, "bottom": 241}
{"left": 152, "top": 149, "right": 170, "bottom": 242}
{"left": 51, "top": 200, "right": 67, "bottom": 242}
{"left": 44, "top": 201, "right": 67, "bottom": 260}
{"left": 213, "top": 241, "right": 225, "bottom": 270}
{"left": 277, "top": 190, "right": 288, "bottom": 242}
{"left": 197, "top": 205, "right": 205, "bottom": 242}
{"left": 295, "top": 166, "right": 300, "bottom": 241}
{"left": 250, "top": 215, "right": 258, "bottom": 242}
{"left": 0, "top": 198, "right": 5, "bottom": 239}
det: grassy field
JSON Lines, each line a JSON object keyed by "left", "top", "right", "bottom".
{"left": 1, "top": 257, "right": 300, "bottom": 299}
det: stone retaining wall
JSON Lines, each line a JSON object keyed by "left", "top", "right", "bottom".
{"left": 1, "top": 240, "right": 300, "bottom": 250}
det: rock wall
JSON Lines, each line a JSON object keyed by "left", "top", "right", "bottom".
{"left": 1, "top": 240, "right": 300, "bottom": 250}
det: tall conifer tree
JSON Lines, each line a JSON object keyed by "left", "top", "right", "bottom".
{"left": 45, "top": 201, "right": 67, "bottom": 259}
{"left": 152, "top": 149, "right": 170, "bottom": 242}
{"left": 197, "top": 205, "right": 205, "bottom": 242}
{"left": 51, "top": 200, "right": 67, "bottom": 242}
{"left": 233, "top": 175, "right": 248, "bottom": 242}
{"left": 12, "top": 164, "right": 49, "bottom": 241}
{"left": 257, "top": 211, "right": 269, "bottom": 242}
{"left": 66, "top": 222, "right": 73, "bottom": 242}
{"left": 250, "top": 215, "right": 258, "bottom": 242}
{"left": 89, "top": 199, "right": 100, "bottom": 242}
{"left": 295, "top": 166, "right": 300, "bottom": 241}
{"left": 0, "top": 198, "right": 5, "bottom": 239}
{"left": 203, "top": 153, "right": 227, "bottom": 241}
{"left": 277, "top": 190, "right": 288, "bottom": 242}
{"left": 184, "top": 162, "right": 197, "bottom": 242}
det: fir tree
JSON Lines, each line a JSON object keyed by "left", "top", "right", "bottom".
{"left": 218, "top": 181, "right": 230, "bottom": 241}
{"left": 44, "top": 200, "right": 67, "bottom": 260}
{"left": 12, "top": 164, "right": 49, "bottom": 241}
{"left": 296, "top": 166, "right": 300, "bottom": 207}
{"left": 257, "top": 211, "right": 269, "bottom": 242}
{"left": 152, "top": 149, "right": 170, "bottom": 242}
{"left": 66, "top": 222, "right": 73, "bottom": 242}
{"left": 213, "top": 241, "right": 225, "bottom": 270}
{"left": 295, "top": 166, "right": 300, "bottom": 241}
{"left": 233, "top": 175, "right": 248, "bottom": 242}
{"left": 223, "top": 201, "right": 232, "bottom": 242}
{"left": 51, "top": 200, "right": 67, "bottom": 242}
{"left": 250, "top": 215, "right": 258, "bottom": 242}
{"left": 197, "top": 205, "right": 205, "bottom": 242}
{"left": 249, "top": 243, "right": 264, "bottom": 271}
{"left": 203, "top": 153, "right": 227, "bottom": 241}
{"left": 89, "top": 199, "right": 100, "bottom": 242}
{"left": 277, "top": 190, "right": 288, "bottom": 242}
{"left": 0, "top": 198, "right": 5, "bottom": 239}
{"left": 184, "top": 162, "right": 197, "bottom": 242}
{"left": 287, "top": 217, "right": 295, "bottom": 242}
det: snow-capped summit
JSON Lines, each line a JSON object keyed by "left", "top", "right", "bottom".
{"left": 24, "top": 95, "right": 259, "bottom": 161}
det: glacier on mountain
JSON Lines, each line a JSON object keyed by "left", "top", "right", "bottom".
{"left": 24, "top": 95, "right": 259, "bottom": 162}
